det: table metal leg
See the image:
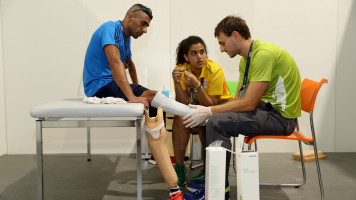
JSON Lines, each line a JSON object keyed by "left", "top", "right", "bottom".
{"left": 136, "top": 118, "right": 142, "bottom": 200}
{"left": 36, "top": 120, "right": 44, "bottom": 200}
{"left": 87, "top": 120, "right": 91, "bottom": 161}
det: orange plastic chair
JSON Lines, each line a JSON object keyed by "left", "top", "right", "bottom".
{"left": 244, "top": 78, "right": 328, "bottom": 200}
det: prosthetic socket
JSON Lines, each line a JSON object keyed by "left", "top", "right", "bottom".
{"left": 144, "top": 106, "right": 177, "bottom": 188}
{"left": 151, "top": 93, "right": 193, "bottom": 117}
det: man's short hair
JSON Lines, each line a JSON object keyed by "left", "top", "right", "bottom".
{"left": 126, "top": 4, "right": 153, "bottom": 20}
{"left": 214, "top": 15, "right": 251, "bottom": 39}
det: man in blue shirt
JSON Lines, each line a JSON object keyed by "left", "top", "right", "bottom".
{"left": 83, "top": 4, "right": 185, "bottom": 200}
{"left": 83, "top": 4, "right": 155, "bottom": 109}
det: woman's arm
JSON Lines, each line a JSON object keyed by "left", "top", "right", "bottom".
{"left": 184, "top": 71, "right": 219, "bottom": 106}
{"left": 172, "top": 67, "right": 189, "bottom": 104}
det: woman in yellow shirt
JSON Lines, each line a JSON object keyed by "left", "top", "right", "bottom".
{"left": 172, "top": 36, "right": 232, "bottom": 187}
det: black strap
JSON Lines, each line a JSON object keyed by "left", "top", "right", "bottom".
{"left": 239, "top": 40, "right": 254, "bottom": 97}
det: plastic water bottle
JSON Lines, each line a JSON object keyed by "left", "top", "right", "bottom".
{"left": 162, "top": 86, "right": 169, "bottom": 98}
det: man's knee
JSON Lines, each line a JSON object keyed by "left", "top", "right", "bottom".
{"left": 142, "top": 90, "right": 157, "bottom": 96}
{"left": 206, "top": 113, "right": 225, "bottom": 129}
{"left": 206, "top": 113, "right": 234, "bottom": 140}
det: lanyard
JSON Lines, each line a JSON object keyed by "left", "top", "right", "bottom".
{"left": 119, "top": 21, "right": 128, "bottom": 62}
{"left": 190, "top": 78, "right": 204, "bottom": 104}
{"left": 238, "top": 40, "right": 254, "bottom": 97}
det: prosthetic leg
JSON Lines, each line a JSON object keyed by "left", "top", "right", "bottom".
{"left": 151, "top": 93, "right": 193, "bottom": 116}
{"left": 144, "top": 106, "right": 178, "bottom": 188}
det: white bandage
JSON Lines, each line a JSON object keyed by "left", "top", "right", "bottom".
{"left": 144, "top": 122, "right": 165, "bottom": 139}
{"left": 151, "top": 93, "right": 193, "bottom": 116}
{"left": 100, "top": 97, "right": 126, "bottom": 104}
{"left": 83, "top": 97, "right": 127, "bottom": 104}
{"left": 83, "top": 97, "right": 101, "bottom": 104}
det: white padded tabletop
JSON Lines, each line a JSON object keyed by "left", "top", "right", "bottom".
{"left": 30, "top": 97, "right": 144, "bottom": 118}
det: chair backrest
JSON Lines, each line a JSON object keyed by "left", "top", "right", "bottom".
{"left": 226, "top": 81, "right": 239, "bottom": 97}
{"left": 300, "top": 78, "right": 328, "bottom": 112}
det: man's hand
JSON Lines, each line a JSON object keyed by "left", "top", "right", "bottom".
{"left": 183, "top": 105, "right": 212, "bottom": 128}
{"left": 129, "top": 96, "right": 149, "bottom": 109}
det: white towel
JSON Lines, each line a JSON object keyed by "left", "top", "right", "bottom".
{"left": 83, "top": 97, "right": 127, "bottom": 104}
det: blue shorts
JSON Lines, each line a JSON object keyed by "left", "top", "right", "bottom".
{"left": 93, "top": 80, "right": 149, "bottom": 101}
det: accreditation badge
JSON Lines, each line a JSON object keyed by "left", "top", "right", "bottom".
{"left": 203, "top": 79, "right": 208, "bottom": 88}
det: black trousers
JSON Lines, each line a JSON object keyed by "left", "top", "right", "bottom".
{"left": 202, "top": 101, "right": 296, "bottom": 187}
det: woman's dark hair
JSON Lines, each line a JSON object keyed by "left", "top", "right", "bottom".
{"left": 176, "top": 36, "right": 207, "bottom": 65}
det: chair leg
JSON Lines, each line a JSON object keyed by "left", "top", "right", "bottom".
{"left": 313, "top": 144, "right": 324, "bottom": 200}
{"left": 189, "top": 134, "right": 193, "bottom": 169}
{"left": 259, "top": 140, "right": 306, "bottom": 187}
{"left": 297, "top": 140, "right": 307, "bottom": 187}
{"left": 144, "top": 133, "right": 149, "bottom": 160}
{"left": 310, "top": 112, "right": 324, "bottom": 200}
{"left": 254, "top": 140, "right": 258, "bottom": 151}
{"left": 36, "top": 120, "right": 44, "bottom": 200}
{"left": 232, "top": 137, "right": 236, "bottom": 173}
{"left": 247, "top": 141, "right": 258, "bottom": 151}
{"left": 189, "top": 134, "right": 203, "bottom": 170}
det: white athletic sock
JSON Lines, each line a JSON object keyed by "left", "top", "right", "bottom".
{"left": 169, "top": 185, "right": 181, "bottom": 196}
{"left": 151, "top": 93, "right": 193, "bottom": 116}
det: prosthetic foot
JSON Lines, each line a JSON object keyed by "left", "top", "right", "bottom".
{"left": 144, "top": 106, "right": 178, "bottom": 188}
{"left": 151, "top": 93, "right": 193, "bottom": 116}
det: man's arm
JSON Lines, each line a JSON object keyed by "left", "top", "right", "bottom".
{"left": 127, "top": 58, "right": 139, "bottom": 84}
{"left": 182, "top": 81, "right": 267, "bottom": 128}
{"left": 172, "top": 67, "right": 190, "bottom": 104}
{"left": 104, "top": 44, "right": 148, "bottom": 108}
{"left": 211, "top": 81, "right": 268, "bottom": 114}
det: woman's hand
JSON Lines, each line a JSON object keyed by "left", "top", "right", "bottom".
{"left": 172, "top": 67, "right": 184, "bottom": 84}
{"left": 184, "top": 71, "right": 200, "bottom": 88}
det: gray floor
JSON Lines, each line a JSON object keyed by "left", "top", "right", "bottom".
{"left": 0, "top": 153, "right": 355, "bottom": 200}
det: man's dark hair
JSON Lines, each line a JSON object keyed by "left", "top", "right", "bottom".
{"left": 214, "top": 15, "right": 251, "bottom": 39}
{"left": 176, "top": 36, "right": 207, "bottom": 65}
{"left": 126, "top": 4, "right": 153, "bottom": 20}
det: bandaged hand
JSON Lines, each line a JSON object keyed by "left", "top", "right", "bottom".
{"left": 183, "top": 104, "right": 212, "bottom": 128}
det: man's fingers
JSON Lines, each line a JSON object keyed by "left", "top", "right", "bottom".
{"left": 183, "top": 116, "right": 193, "bottom": 125}
{"left": 144, "top": 101, "right": 149, "bottom": 109}
{"left": 188, "top": 104, "right": 200, "bottom": 109}
{"left": 183, "top": 112, "right": 193, "bottom": 121}
{"left": 185, "top": 120, "right": 196, "bottom": 128}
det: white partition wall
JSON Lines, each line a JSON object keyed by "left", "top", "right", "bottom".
{"left": 0, "top": 0, "right": 355, "bottom": 154}
{"left": 171, "top": 0, "right": 337, "bottom": 152}
{"left": 1, "top": 0, "right": 171, "bottom": 154}
{"left": 0, "top": 1, "right": 8, "bottom": 156}
{"left": 170, "top": 0, "right": 254, "bottom": 87}
{"left": 335, "top": 0, "right": 356, "bottom": 152}
{"left": 247, "top": 0, "right": 337, "bottom": 152}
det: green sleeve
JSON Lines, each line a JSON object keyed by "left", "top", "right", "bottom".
{"left": 249, "top": 49, "right": 273, "bottom": 82}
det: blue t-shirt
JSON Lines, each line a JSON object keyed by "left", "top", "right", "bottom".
{"left": 83, "top": 20, "right": 132, "bottom": 97}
